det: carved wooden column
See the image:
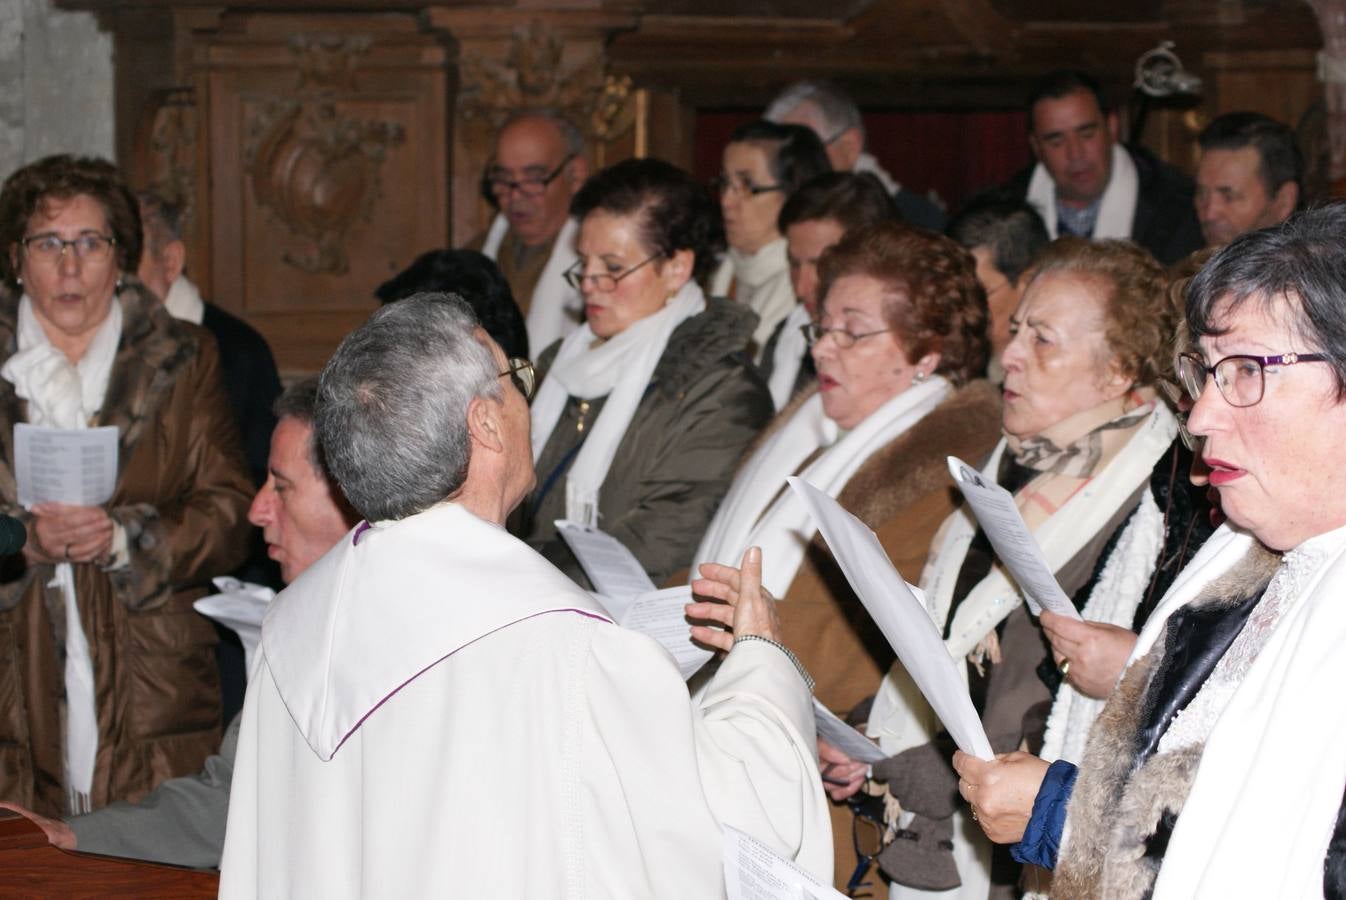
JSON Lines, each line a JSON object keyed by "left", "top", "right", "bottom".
{"left": 1309, "top": 0, "right": 1346, "bottom": 196}
{"left": 424, "top": 9, "right": 636, "bottom": 245}
{"left": 192, "top": 12, "right": 451, "bottom": 372}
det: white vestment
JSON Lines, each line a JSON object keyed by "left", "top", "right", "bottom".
{"left": 219, "top": 502, "right": 830, "bottom": 898}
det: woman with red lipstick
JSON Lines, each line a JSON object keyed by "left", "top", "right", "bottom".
{"left": 851, "top": 238, "right": 1214, "bottom": 898}
{"left": 954, "top": 205, "right": 1346, "bottom": 898}
{"left": 519, "top": 158, "right": 773, "bottom": 589}
{"left": 0, "top": 156, "right": 253, "bottom": 818}
{"left": 694, "top": 221, "right": 1002, "bottom": 889}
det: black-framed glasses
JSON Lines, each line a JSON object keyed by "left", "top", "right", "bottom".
{"left": 485, "top": 153, "right": 575, "bottom": 199}
{"left": 499, "top": 357, "right": 536, "bottom": 400}
{"left": 801, "top": 321, "right": 894, "bottom": 349}
{"left": 845, "top": 794, "right": 886, "bottom": 897}
{"left": 21, "top": 232, "right": 116, "bottom": 265}
{"left": 713, "top": 174, "right": 784, "bottom": 198}
{"left": 1176, "top": 350, "right": 1329, "bottom": 408}
{"left": 562, "top": 253, "right": 662, "bottom": 292}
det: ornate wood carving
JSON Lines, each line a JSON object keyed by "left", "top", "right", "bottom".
{"left": 242, "top": 36, "right": 406, "bottom": 275}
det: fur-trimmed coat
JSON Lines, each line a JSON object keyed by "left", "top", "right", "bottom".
{"left": 0, "top": 282, "right": 254, "bottom": 816}
{"left": 1052, "top": 542, "right": 1281, "bottom": 898}
{"left": 772, "top": 379, "right": 1003, "bottom": 717}
{"left": 520, "top": 298, "right": 774, "bottom": 588}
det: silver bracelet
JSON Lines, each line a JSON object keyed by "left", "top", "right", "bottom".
{"left": 732, "top": 634, "right": 815, "bottom": 692}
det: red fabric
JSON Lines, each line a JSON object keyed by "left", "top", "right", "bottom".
{"left": 694, "top": 109, "right": 1033, "bottom": 217}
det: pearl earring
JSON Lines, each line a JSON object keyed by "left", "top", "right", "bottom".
{"left": 913, "top": 370, "right": 928, "bottom": 384}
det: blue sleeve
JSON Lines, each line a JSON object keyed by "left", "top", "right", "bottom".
{"left": 1010, "top": 759, "right": 1078, "bottom": 870}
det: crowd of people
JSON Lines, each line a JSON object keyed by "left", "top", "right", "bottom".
{"left": 0, "top": 63, "right": 1339, "bottom": 900}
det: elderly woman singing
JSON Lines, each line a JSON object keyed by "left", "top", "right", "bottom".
{"left": 0, "top": 156, "right": 252, "bottom": 816}
{"left": 812, "top": 238, "right": 1215, "bottom": 899}
{"left": 957, "top": 203, "right": 1346, "bottom": 898}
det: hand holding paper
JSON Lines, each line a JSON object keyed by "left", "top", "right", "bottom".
{"left": 787, "top": 477, "right": 994, "bottom": 760}
{"left": 945, "top": 457, "right": 1081, "bottom": 620}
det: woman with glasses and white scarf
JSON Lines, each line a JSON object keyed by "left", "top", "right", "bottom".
{"left": 839, "top": 238, "right": 1215, "bottom": 899}
{"left": 0, "top": 155, "right": 253, "bottom": 818}
{"left": 517, "top": 157, "right": 773, "bottom": 589}
{"left": 956, "top": 203, "right": 1346, "bottom": 900}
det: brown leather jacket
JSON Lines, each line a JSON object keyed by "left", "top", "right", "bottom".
{"left": 0, "top": 281, "right": 253, "bottom": 816}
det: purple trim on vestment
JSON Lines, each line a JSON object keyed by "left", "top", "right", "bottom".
{"left": 352, "top": 521, "right": 372, "bottom": 545}
{"left": 328, "top": 606, "right": 613, "bottom": 756}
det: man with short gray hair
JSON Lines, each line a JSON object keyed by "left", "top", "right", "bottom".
{"left": 219, "top": 294, "right": 831, "bottom": 897}
{"left": 766, "top": 80, "right": 946, "bottom": 230}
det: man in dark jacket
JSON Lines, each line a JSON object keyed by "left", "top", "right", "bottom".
{"left": 1004, "top": 69, "right": 1202, "bottom": 265}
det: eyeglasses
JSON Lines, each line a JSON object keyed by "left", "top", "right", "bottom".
{"left": 713, "top": 174, "right": 784, "bottom": 198}
{"left": 499, "top": 357, "right": 536, "bottom": 400}
{"left": 801, "top": 322, "right": 894, "bottom": 349}
{"left": 21, "top": 232, "right": 116, "bottom": 265}
{"left": 485, "top": 154, "right": 575, "bottom": 200}
{"left": 845, "top": 794, "right": 887, "bottom": 897}
{"left": 563, "top": 254, "right": 661, "bottom": 292}
{"left": 1176, "top": 350, "right": 1329, "bottom": 408}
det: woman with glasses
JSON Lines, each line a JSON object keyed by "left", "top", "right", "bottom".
{"left": 693, "top": 221, "right": 1002, "bottom": 891}
{"left": 827, "top": 237, "right": 1214, "bottom": 900}
{"left": 517, "top": 157, "right": 773, "bottom": 589}
{"left": 711, "top": 120, "right": 831, "bottom": 359}
{"left": 0, "top": 156, "right": 253, "bottom": 817}
{"left": 955, "top": 205, "right": 1346, "bottom": 898}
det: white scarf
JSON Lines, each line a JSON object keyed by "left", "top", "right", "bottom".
{"left": 163, "top": 275, "right": 205, "bottom": 325}
{"left": 1025, "top": 144, "right": 1139, "bottom": 241}
{"left": 529, "top": 281, "right": 705, "bottom": 527}
{"left": 692, "top": 376, "right": 951, "bottom": 598}
{"left": 1, "top": 293, "right": 123, "bottom": 813}
{"left": 1038, "top": 489, "right": 1163, "bottom": 765}
{"left": 868, "top": 403, "right": 1177, "bottom": 756}
{"left": 1095, "top": 521, "right": 1346, "bottom": 897}
{"left": 766, "top": 304, "right": 811, "bottom": 411}
{"left": 710, "top": 238, "right": 794, "bottom": 356}
{"left": 481, "top": 213, "right": 582, "bottom": 354}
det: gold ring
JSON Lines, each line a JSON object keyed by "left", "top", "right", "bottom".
{"left": 1058, "top": 658, "right": 1071, "bottom": 678}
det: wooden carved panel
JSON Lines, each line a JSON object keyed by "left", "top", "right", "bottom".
{"left": 201, "top": 15, "right": 449, "bottom": 373}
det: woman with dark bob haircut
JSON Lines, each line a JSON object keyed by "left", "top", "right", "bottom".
{"left": 711, "top": 120, "right": 831, "bottom": 358}
{"left": 957, "top": 204, "right": 1346, "bottom": 899}
{"left": 695, "top": 221, "right": 1003, "bottom": 889}
{"left": 516, "top": 157, "right": 772, "bottom": 589}
{"left": 769, "top": 236, "right": 1216, "bottom": 894}
{"left": 0, "top": 155, "right": 252, "bottom": 817}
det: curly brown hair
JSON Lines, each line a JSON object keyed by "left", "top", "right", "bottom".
{"left": 1027, "top": 237, "right": 1172, "bottom": 388}
{"left": 0, "top": 155, "right": 142, "bottom": 290}
{"left": 815, "top": 222, "right": 989, "bottom": 386}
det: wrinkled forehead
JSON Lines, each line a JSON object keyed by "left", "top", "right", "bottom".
{"left": 1198, "top": 290, "right": 1309, "bottom": 349}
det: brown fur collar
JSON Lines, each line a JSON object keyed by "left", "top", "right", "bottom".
{"left": 1053, "top": 540, "right": 1282, "bottom": 898}
{"left": 0, "top": 279, "right": 201, "bottom": 508}
{"left": 745, "top": 379, "right": 1002, "bottom": 540}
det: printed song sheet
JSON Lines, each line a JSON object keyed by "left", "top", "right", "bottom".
{"left": 556, "top": 519, "right": 656, "bottom": 602}
{"left": 14, "top": 424, "right": 118, "bottom": 508}
{"left": 945, "top": 457, "right": 1081, "bottom": 619}
{"left": 723, "top": 826, "right": 846, "bottom": 900}
{"left": 813, "top": 698, "right": 886, "bottom": 765}
{"left": 787, "top": 476, "right": 994, "bottom": 760}
{"left": 557, "top": 521, "right": 712, "bottom": 679}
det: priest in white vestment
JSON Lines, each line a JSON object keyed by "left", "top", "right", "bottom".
{"left": 219, "top": 294, "right": 831, "bottom": 898}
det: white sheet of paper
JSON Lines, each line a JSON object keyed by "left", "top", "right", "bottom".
{"left": 813, "top": 698, "right": 886, "bottom": 765}
{"left": 787, "top": 477, "right": 994, "bottom": 760}
{"left": 723, "top": 825, "right": 846, "bottom": 900}
{"left": 194, "top": 577, "right": 276, "bottom": 679}
{"left": 945, "top": 457, "right": 1081, "bottom": 619}
{"left": 617, "top": 585, "right": 713, "bottom": 680}
{"left": 14, "top": 424, "right": 118, "bottom": 508}
{"left": 555, "top": 519, "right": 657, "bottom": 599}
